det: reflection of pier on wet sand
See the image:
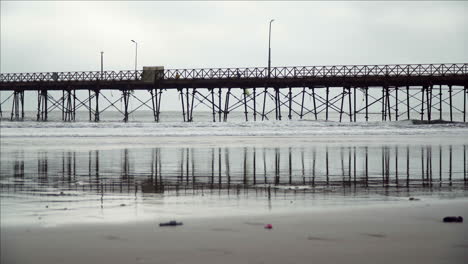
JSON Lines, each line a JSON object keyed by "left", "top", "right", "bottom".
{"left": 2, "top": 144, "right": 466, "bottom": 197}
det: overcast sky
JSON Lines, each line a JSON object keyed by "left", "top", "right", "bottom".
{"left": 1, "top": 1, "right": 467, "bottom": 113}
{"left": 1, "top": 1, "right": 468, "bottom": 73}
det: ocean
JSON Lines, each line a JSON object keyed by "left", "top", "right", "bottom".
{"left": 1, "top": 111, "right": 467, "bottom": 227}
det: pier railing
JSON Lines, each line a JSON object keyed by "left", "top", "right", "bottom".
{"left": 1, "top": 63, "right": 467, "bottom": 83}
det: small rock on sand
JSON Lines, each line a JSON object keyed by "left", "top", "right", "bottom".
{"left": 443, "top": 216, "right": 463, "bottom": 223}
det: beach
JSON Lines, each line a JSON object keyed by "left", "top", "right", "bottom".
{"left": 1, "top": 114, "right": 468, "bottom": 264}
{"left": 2, "top": 198, "right": 467, "bottom": 264}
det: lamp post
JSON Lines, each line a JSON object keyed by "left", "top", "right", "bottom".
{"left": 100, "top": 51, "right": 104, "bottom": 79}
{"left": 268, "top": 19, "right": 275, "bottom": 78}
{"left": 131, "top": 39, "right": 138, "bottom": 79}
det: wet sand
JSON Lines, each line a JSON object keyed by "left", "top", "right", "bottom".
{"left": 2, "top": 199, "right": 467, "bottom": 264}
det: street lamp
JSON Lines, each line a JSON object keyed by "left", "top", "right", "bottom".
{"left": 268, "top": 19, "right": 275, "bottom": 78}
{"left": 131, "top": 39, "right": 138, "bottom": 79}
{"left": 100, "top": 51, "right": 104, "bottom": 79}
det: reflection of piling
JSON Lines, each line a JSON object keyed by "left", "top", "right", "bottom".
{"left": 312, "top": 149, "right": 316, "bottom": 186}
{"left": 275, "top": 148, "right": 280, "bottom": 184}
{"left": 406, "top": 146, "right": 410, "bottom": 187}
{"left": 253, "top": 147, "right": 256, "bottom": 185}
{"left": 243, "top": 147, "right": 248, "bottom": 184}
{"left": 326, "top": 146, "right": 329, "bottom": 185}
{"left": 395, "top": 146, "right": 399, "bottom": 186}
{"left": 301, "top": 148, "right": 305, "bottom": 185}
{"left": 4, "top": 143, "right": 468, "bottom": 197}
{"left": 263, "top": 148, "right": 267, "bottom": 184}
{"left": 449, "top": 145, "right": 452, "bottom": 185}
{"left": 365, "top": 146, "right": 369, "bottom": 187}
{"left": 13, "top": 152, "right": 24, "bottom": 178}
{"left": 288, "top": 147, "right": 292, "bottom": 184}
{"left": 218, "top": 148, "right": 222, "bottom": 185}
{"left": 464, "top": 145, "right": 466, "bottom": 183}
{"left": 38, "top": 152, "right": 48, "bottom": 182}
{"left": 439, "top": 146, "right": 442, "bottom": 184}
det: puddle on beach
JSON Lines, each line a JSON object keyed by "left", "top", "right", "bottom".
{"left": 1, "top": 139, "right": 467, "bottom": 227}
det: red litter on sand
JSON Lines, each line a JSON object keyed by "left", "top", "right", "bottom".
{"left": 264, "top": 224, "right": 273, "bottom": 229}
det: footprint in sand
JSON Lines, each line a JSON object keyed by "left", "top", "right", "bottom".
{"left": 244, "top": 221, "right": 265, "bottom": 226}
{"left": 103, "top": 235, "right": 126, "bottom": 241}
{"left": 211, "top": 228, "right": 239, "bottom": 232}
{"left": 197, "top": 248, "right": 232, "bottom": 255}
{"left": 361, "top": 233, "right": 387, "bottom": 238}
{"left": 307, "top": 235, "right": 333, "bottom": 241}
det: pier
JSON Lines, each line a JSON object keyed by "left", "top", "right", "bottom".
{"left": 1, "top": 63, "right": 467, "bottom": 122}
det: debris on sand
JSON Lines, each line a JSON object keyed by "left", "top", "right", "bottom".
{"left": 264, "top": 224, "right": 273, "bottom": 229}
{"left": 409, "top": 197, "right": 420, "bottom": 201}
{"left": 159, "top": 220, "right": 183, "bottom": 227}
{"left": 443, "top": 216, "right": 463, "bottom": 223}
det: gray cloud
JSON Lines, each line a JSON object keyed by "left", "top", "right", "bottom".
{"left": 1, "top": 1, "right": 467, "bottom": 112}
{"left": 1, "top": 1, "right": 467, "bottom": 73}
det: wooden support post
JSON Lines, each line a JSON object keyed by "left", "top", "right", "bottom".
{"left": 94, "top": 90, "right": 99, "bottom": 122}
{"left": 223, "top": 88, "right": 231, "bottom": 122}
{"left": 21, "top": 90, "right": 25, "bottom": 120}
{"left": 427, "top": 85, "right": 432, "bottom": 121}
{"left": 407, "top": 86, "right": 410, "bottom": 120}
{"left": 439, "top": 85, "right": 442, "bottom": 120}
{"left": 150, "top": 89, "right": 157, "bottom": 121}
{"left": 190, "top": 88, "right": 196, "bottom": 122}
{"left": 312, "top": 87, "right": 318, "bottom": 120}
{"left": 274, "top": 88, "right": 278, "bottom": 120}
{"left": 464, "top": 86, "right": 467, "bottom": 122}
{"left": 339, "top": 87, "right": 346, "bottom": 122}
{"left": 382, "top": 87, "right": 385, "bottom": 121}
{"left": 157, "top": 89, "right": 162, "bottom": 122}
{"left": 185, "top": 88, "right": 190, "bottom": 122}
{"left": 88, "top": 90, "right": 92, "bottom": 121}
{"left": 386, "top": 86, "right": 391, "bottom": 121}
{"left": 44, "top": 90, "right": 48, "bottom": 121}
{"left": 218, "top": 88, "right": 222, "bottom": 122}
{"left": 253, "top": 88, "right": 257, "bottom": 121}
{"left": 211, "top": 89, "right": 216, "bottom": 122}
{"left": 326, "top": 87, "right": 329, "bottom": 121}
{"left": 353, "top": 87, "right": 356, "bottom": 122}
{"left": 449, "top": 85, "right": 453, "bottom": 121}
{"left": 395, "top": 86, "right": 399, "bottom": 121}
{"left": 243, "top": 88, "right": 248, "bottom": 121}
{"left": 154, "top": 88, "right": 159, "bottom": 122}
{"left": 123, "top": 90, "right": 130, "bottom": 122}
{"left": 278, "top": 88, "right": 282, "bottom": 121}
{"left": 62, "top": 90, "right": 65, "bottom": 121}
{"left": 73, "top": 89, "right": 76, "bottom": 121}
{"left": 348, "top": 87, "right": 352, "bottom": 122}
{"left": 300, "top": 87, "right": 305, "bottom": 119}
{"left": 420, "top": 86, "right": 425, "bottom": 121}
{"left": 365, "top": 87, "right": 369, "bottom": 122}
{"left": 179, "top": 89, "right": 186, "bottom": 122}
